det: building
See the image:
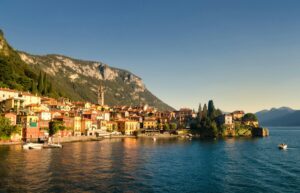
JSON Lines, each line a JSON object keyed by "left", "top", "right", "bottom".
{"left": 0, "top": 88, "right": 41, "bottom": 106}
{"left": 37, "top": 111, "right": 52, "bottom": 121}
{"left": 73, "top": 116, "right": 82, "bottom": 136}
{"left": 0, "top": 97, "right": 25, "bottom": 113}
{"left": 81, "top": 118, "right": 92, "bottom": 135}
{"left": 231, "top": 111, "right": 245, "bottom": 121}
{"left": 117, "top": 120, "right": 140, "bottom": 135}
{"left": 106, "top": 121, "right": 118, "bottom": 132}
{"left": 143, "top": 118, "right": 157, "bottom": 129}
{"left": 26, "top": 104, "right": 49, "bottom": 113}
{"left": 97, "top": 120, "right": 107, "bottom": 132}
{"left": 175, "top": 108, "right": 193, "bottom": 127}
{"left": 4, "top": 112, "right": 17, "bottom": 125}
{"left": 218, "top": 114, "right": 233, "bottom": 125}
{"left": 98, "top": 85, "right": 105, "bottom": 106}
{"left": 18, "top": 113, "right": 41, "bottom": 142}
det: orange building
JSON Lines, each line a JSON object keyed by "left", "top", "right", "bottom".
{"left": 18, "top": 114, "right": 41, "bottom": 142}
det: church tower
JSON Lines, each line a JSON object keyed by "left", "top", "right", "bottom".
{"left": 98, "top": 84, "right": 105, "bottom": 106}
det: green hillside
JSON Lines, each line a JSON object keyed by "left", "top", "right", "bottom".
{"left": 0, "top": 30, "right": 174, "bottom": 111}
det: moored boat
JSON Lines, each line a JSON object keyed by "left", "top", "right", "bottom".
{"left": 43, "top": 143, "right": 63, "bottom": 148}
{"left": 23, "top": 143, "right": 44, "bottom": 150}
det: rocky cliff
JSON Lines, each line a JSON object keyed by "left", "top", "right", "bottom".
{"left": 0, "top": 30, "right": 174, "bottom": 111}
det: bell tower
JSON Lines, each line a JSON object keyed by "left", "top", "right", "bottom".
{"left": 98, "top": 84, "right": 105, "bottom": 106}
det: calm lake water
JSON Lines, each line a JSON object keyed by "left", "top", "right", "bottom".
{"left": 1, "top": 127, "right": 300, "bottom": 193}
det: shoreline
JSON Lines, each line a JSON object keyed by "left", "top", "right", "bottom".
{"left": 0, "top": 134, "right": 181, "bottom": 146}
{"left": 0, "top": 130, "right": 269, "bottom": 146}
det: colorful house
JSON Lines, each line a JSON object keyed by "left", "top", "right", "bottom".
{"left": 18, "top": 114, "right": 41, "bottom": 142}
{"left": 117, "top": 120, "right": 140, "bottom": 135}
{"left": 143, "top": 118, "right": 157, "bottom": 129}
{"left": 73, "top": 116, "right": 82, "bottom": 136}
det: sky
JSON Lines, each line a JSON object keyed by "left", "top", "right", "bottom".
{"left": 1, "top": 0, "right": 300, "bottom": 112}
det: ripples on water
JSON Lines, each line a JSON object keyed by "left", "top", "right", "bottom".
{"left": 0, "top": 127, "right": 300, "bottom": 193}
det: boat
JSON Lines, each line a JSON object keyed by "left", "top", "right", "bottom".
{"left": 43, "top": 143, "right": 63, "bottom": 148}
{"left": 278, "top": 143, "right": 287, "bottom": 150}
{"left": 153, "top": 137, "right": 157, "bottom": 141}
{"left": 23, "top": 143, "right": 44, "bottom": 150}
{"left": 43, "top": 137, "right": 63, "bottom": 148}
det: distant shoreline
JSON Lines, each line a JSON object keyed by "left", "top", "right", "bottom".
{"left": 0, "top": 131, "right": 270, "bottom": 146}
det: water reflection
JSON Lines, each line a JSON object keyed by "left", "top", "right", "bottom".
{"left": 0, "top": 132, "right": 300, "bottom": 193}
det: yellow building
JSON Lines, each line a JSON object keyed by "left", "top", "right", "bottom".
{"left": 143, "top": 118, "right": 157, "bottom": 129}
{"left": 26, "top": 104, "right": 49, "bottom": 113}
{"left": 106, "top": 121, "right": 118, "bottom": 132}
{"left": 73, "top": 116, "right": 82, "bottom": 136}
{"left": 81, "top": 118, "right": 92, "bottom": 135}
{"left": 84, "top": 102, "right": 91, "bottom": 109}
{"left": 97, "top": 120, "right": 107, "bottom": 131}
{"left": 117, "top": 120, "right": 140, "bottom": 135}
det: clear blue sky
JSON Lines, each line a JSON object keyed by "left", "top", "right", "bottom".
{"left": 1, "top": 0, "right": 300, "bottom": 112}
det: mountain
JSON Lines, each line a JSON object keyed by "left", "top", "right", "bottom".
{"left": 0, "top": 29, "right": 40, "bottom": 91}
{"left": 255, "top": 107, "right": 300, "bottom": 126}
{"left": 0, "top": 30, "right": 174, "bottom": 111}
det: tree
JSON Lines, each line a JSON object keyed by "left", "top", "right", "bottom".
{"left": 210, "top": 121, "right": 218, "bottom": 137}
{"left": 49, "top": 121, "right": 65, "bottom": 136}
{"left": 30, "top": 80, "right": 38, "bottom": 94}
{"left": 37, "top": 71, "right": 44, "bottom": 94}
{"left": 170, "top": 123, "right": 177, "bottom": 130}
{"left": 202, "top": 104, "right": 208, "bottom": 118}
{"left": 242, "top": 113, "right": 258, "bottom": 122}
{"left": 43, "top": 73, "right": 47, "bottom": 95}
{"left": 48, "top": 82, "right": 53, "bottom": 94}
{"left": 208, "top": 100, "right": 216, "bottom": 119}
{"left": 215, "top": 109, "right": 222, "bottom": 117}
{"left": 0, "top": 117, "right": 20, "bottom": 138}
{"left": 197, "top": 103, "right": 202, "bottom": 121}
{"left": 163, "top": 123, "right": 170, "bottom": 131}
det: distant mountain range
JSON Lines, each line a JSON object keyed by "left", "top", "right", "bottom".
{"left": 0, "top": 29, "right": 174, "bottom": 111}
{"left": 256, "top": 107, "right": 300, "bottom": 126}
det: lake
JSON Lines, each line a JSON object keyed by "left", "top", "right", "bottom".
{"left": 1, "top": 127, "right": 300, "bottom": 193}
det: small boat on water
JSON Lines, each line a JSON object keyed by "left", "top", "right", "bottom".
{"left": 23, "top": 143, "right": 44, "bottom": 150}
{"left": 43, "top": 143, "right": 63, "bottom": 148}
{"left": 43, "top": 137, "right": 63, "bottom": 148}
{"left": 278, "top": 143, "right": 287, "bottom": 150}
{"left": 153, "top": 137, "right": 157, "bottom": 141}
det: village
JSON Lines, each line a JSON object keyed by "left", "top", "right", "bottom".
{"left": 0, "top": 85, "right": 265, "bottom": 143}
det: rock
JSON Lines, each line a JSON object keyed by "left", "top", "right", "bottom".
{"left": 251, "top": 127, "right": 269, "bottom": 137}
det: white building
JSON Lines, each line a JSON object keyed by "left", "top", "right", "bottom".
{"left": 0, "top": 88, "right": 41, "bottom": 106}
{"left": 219, "top": 114, "right": 233, "bottom": 125}
{"left": 38, "top": 111, "right": 52, "bottom": 121}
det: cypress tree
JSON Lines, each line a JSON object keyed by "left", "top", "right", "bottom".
{"left": 37, "top": 71, "right": 43, "bottom": 94}
{"left": 208, "top": 100, "right": 216, "bottom": 119}
{"left": 198, "top": 103, "right": 202, "bottom": 121}
{"left": 31, "top": 80, "right": 38, "bottom": 94}
{"left": 48, "top": 82, "right": 53, "bottom": 94}
{"left": 202, "top": 104, "right": 208, "bottom": 118}
{"left": 43, "top": 73, "right": 48, "bottom": 95}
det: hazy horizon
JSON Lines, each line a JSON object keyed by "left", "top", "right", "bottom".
{"left": 1, "top": 0, "right": 300, "bottom": 112}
